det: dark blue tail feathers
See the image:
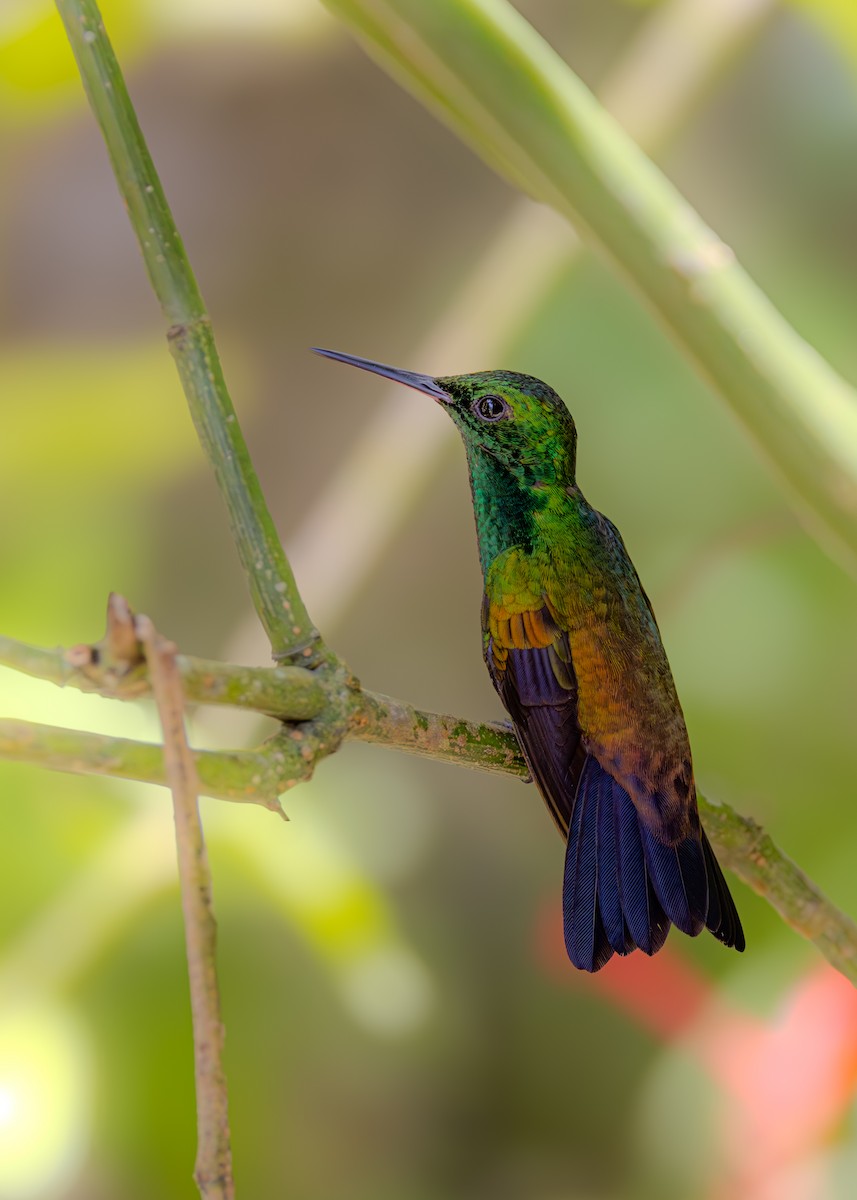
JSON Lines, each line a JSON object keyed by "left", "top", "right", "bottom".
{"left": 562, "top": 756, "right": 744, "bottom": 971}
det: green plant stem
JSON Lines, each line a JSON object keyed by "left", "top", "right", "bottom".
{"left": 354, "top": 690, "right": 528, "bottom": 777}
{"left": 0, "top": 718, "right": 301, "bottom": 811}
{"left": 0, "top": 633, "right": 325, "bottom": 721}
{"left": 55, "top": 0, "right": 316, "bottom": 659}
{"left": 322, "top": 0, "right": 857, "bottom": 573}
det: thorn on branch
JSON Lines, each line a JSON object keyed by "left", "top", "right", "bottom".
{"left": 66, "top": 592, "right": 148, "bottom": 692}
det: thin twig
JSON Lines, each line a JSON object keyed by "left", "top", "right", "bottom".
{"left": 138, "top": 615, "right": 234, "bottom": 1200}
{"left": 55, "top": 0, "right": 316, "bottom": 660}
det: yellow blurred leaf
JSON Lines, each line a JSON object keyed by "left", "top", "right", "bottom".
{"left": 0, "top": 342, "right": 205, "bottom": 494}
{"left": 0, "top": 0, "right": 151, "bottom": 123}
{"left": 790, "top": 0, "right": 857, "bottom": 76}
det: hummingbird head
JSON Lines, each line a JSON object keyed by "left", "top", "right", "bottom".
{"left": 313, "top": 349, "right": 578, "bottom": 487}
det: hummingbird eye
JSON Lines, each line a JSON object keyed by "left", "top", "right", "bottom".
{"left": 474, "top": 394, "right": 509, "bottom": 422}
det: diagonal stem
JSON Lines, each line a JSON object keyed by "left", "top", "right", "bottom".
{"left": 701, "top": 796, "right": 857, "bottom": 982}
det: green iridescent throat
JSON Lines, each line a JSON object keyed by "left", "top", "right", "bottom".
{"left": 465, "top": 444, "right": 568, "bottom": 574}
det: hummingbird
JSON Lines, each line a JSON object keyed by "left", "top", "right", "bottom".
{"left": 314, "top": 348, "right": 745, "bottom": 971}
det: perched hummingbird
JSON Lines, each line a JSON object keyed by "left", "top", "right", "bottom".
{"left": 315, "top": 348, "right": 745, "bottom": 971}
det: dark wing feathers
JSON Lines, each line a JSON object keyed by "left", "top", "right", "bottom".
{"left": 488, "top": 617, "right": 584, "bottom": 838}
{"left": 484, "top": 594, "right": 744, "bottom": 971}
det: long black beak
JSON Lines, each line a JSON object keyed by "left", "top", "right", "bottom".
{"left": 313, "top": 347, "right": 451, "bottom": 402}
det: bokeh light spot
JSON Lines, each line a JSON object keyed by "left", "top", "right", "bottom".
{"left": 0, "top": 1002, "right": 91, "bottom": 1199}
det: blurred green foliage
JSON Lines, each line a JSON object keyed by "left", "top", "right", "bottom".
{"left": 2, "top": 2, "right": 857, "bottom": 1198}
{"left": 795, "top": 0, "right": 857, "bottom": 73}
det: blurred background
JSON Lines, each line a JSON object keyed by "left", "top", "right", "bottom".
{"left": 3, "top": 1, "right": 857, "bottom": 1197}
